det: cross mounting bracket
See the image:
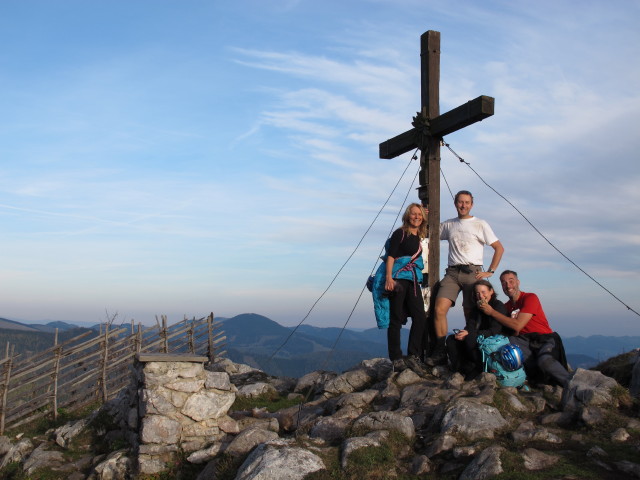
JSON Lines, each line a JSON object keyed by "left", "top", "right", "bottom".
{"left": 411, "top": 111, "right": 430, "bottom": 151}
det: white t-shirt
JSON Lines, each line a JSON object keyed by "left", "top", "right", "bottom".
{"left": 420, "top": 237, "right": 429, "bottom": 274}
{"left": 439, "top": 216, "right": 498, "bottom": 266}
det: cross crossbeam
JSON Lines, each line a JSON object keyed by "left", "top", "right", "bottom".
{"left": 379, "top": 95, "right": 494, "bottom": 159}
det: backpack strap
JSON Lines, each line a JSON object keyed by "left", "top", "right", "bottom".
{"left": 393, "top": 240, "right": 423, "bottom": 296}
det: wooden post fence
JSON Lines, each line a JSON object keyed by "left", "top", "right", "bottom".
{"left": 52, "top": 329, "right": 61, "bottom": 422}
{"left": 0, "top": 344, "right": 15, "bottom": 434}
{"left": 0, "top": 313, "right": 223, "bottom": 434}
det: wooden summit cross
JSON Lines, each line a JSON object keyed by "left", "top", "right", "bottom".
{"left": 379, "top": 30, "right": 494, "bottom": 293}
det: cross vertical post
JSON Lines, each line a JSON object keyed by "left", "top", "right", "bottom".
{"left": 379, "top": 30, "right": 494, "bottom": 294}
{"left": 420, "top": 31, "right": 441, "bottom": 290}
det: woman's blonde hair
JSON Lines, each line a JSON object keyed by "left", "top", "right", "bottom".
{"left": 401, "top": 203, "right": 428, "bottom": 239}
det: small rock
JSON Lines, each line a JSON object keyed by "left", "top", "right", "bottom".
{"left": 611, "top": 428, "right": 630, "bottom": 442}
{"left": 55, "top": 419, "right": 89, "bottom": 448}
{"left": 511, "top": 421, "right": 562, "bottom": 444}
{"left": 424, "top": 434, "right": 456, "bottom": 457}
{"left": 0, "top": 438, "right": 34, "bottom": 469}
{"left": 459, "top": 445, "right": 505, "bottom": 480}
{"left": 341, "top": 430, "right": 389, "bottom": 469}
{"left": 91, "top": 450, "right": 131, "bottom": 480}
{"left": 23, "top": 444, "right": 66, "bottom": 475}
{"left": 587, "top": 446, "right": 608, "bottom": 457}
{"left": 410, "top": 454, "right": 432, "bottom": 475}
{"left": 352, "top": 410, "right": 415, "bottom": 440}
{"left": 579, "top": 406, "right": 606, "bottom": 426}
{"left": 522, "top": 447, "right": 560, "bottom": 470}
{"left": 0, "top": 436, "right": 11, "bottom": 456}
{"left": 225, "top": 427, "right": 279, "bottom": 457}
{"left": 235, "top": 443, "right": 324, "bottom": 480}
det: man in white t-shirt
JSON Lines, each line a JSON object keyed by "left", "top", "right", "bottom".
{"left": 426, "top": 190, "right": 504, "bottom": 366}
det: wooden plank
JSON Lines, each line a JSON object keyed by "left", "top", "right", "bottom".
{"left": 107, "top": 340, "right": 136, "bottom": 358}
{"left": 10, "top": 357, "right": 57, "bottom": 380}
{"left": 16, "top": 329, "right": 97, "bottom": 365}
{"left": 6, "top": 393, "right": 51, "bottom": 420}
{"left": 379, "top": 129, "right": 418, "bottom": 159}
{"left": 5, "top": 408, "right": 50, "bottom": 431}
{"left": 194, "top": 328, "right": 224, "bottom": 342}
{"left": 59, "top": 370, "right": 99, "bottom": 392}
{"left": 62, "top": 328, "right": 127, "bottom": 356}
{"left": 140, "top": 336, "right": 167, "bottom": 352}
{"left": 12, "top": 345, "right": 103, "bottom": 384}
{"left": 56, "top": 363, "right": 99, "bottom": 385}
{"left": 429, "top": 95, "right": 494, "bottom": 137}
{"left": 137, "top": 353, "right": 208, "bottom": 363}
{"left": 58, "top": 348, "right": 116, "bottom": 378}
{"left": 9, "top": 366, "right": 60, "bottom": 387}
{"left": 105, "top": 374, "right": 134, "bottom": 392}
{"left": 56, "top": 387, "right": 99, "bottom": 414}
{"left": 104, "top": 350, "right": 137, "bottom": 369}
{"left": 106, "top": 367, "right": 134, "bottom": 385}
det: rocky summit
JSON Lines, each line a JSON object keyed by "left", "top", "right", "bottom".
{"left": 1, "top": 351, "right": 639, "bottom": 479}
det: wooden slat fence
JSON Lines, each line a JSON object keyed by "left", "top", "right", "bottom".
{"left": 0, "top": 313, "right": 226, "bottom": 434}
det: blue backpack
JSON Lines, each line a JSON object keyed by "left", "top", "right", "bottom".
{"left": 476, "top": 335, "right": 527, "bottom": 388}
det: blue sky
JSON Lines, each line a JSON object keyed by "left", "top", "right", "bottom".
{"left": 1, "top": 0, "right": 639, "bottom": 337}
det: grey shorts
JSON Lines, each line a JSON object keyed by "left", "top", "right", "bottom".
{"left": 436, "top": 265, "right": 483, "bottom": 309}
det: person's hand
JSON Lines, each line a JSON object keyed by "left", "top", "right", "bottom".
{"left": 455, "top": 329, "right": 468, "bottom": 340}
{"left": 385, "top": 278, "right": 396, "bottom": 291}
{"left": 478, "top": 302, "right": 494, "bottom": 316}
{"left": 475, "top": 271, "right": 493, "bottom": 280}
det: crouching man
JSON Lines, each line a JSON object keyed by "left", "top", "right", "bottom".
{"left": 477, "top": 270, "right": 571, "bottom": 387}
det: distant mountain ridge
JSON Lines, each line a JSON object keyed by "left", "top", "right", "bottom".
{"left": 0, "top": 317, "right": 41, "bottom": 332}
{"left": 2, "top": 314, "right": 638, "bottom": 377}
{"left": 0, "top": 317, "right": 81, "bottom": 333}
{"left": 0, "top": 318, "right": 95, "bottom": 358}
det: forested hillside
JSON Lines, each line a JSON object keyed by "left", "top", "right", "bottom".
{"left": 0, "top": 326, "right": 96, "bottom": 357}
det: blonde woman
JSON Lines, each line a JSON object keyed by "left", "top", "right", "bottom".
{"left": 383, "top": 203, "right": 429, "bottom": 373}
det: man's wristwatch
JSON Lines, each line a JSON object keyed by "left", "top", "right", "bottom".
{"left": 487, "top": 269, "right": 495, "bottom": 274}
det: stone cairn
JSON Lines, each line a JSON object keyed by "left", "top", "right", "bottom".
{"left": 133, "top": 353, "right": 237, "bottom": 475}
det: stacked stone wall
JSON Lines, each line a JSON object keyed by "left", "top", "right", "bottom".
{"left": 134, "top": 354, "right": 236, "bottom": 475}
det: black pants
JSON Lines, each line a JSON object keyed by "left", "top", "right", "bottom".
{"left": 510, "top": 334, "right": 571, "bottom": 387}
{"left": 446, "top": 333, "right": 483, "bottom": 377}
{"left": 387, "top": 279, "right": 427, "bottom": 360}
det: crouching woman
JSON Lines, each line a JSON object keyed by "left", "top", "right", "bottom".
{"left": 446, "top": 279, "right": 510, "bottom": 380}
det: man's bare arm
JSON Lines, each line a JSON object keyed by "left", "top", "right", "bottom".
{"left": 488, "top": 240, "right": 504, "bottom": 272}
{"left": 476, "top": 240, "right": 504, "bottom": 279}
{"left": 478, "top": 302, "right": 531, "bottom": 334}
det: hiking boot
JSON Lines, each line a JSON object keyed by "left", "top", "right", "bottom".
{"left": 425, "top": 336, "right": 448, "bottom": 367}
{"left": 392, "top": 358, "right": 406, "bottom": 372}
{"left": 405, "top": 355, "right": 430, "bottom": 377}
{"left": 425, "top": 347, "right": 447, "bottom": 367}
